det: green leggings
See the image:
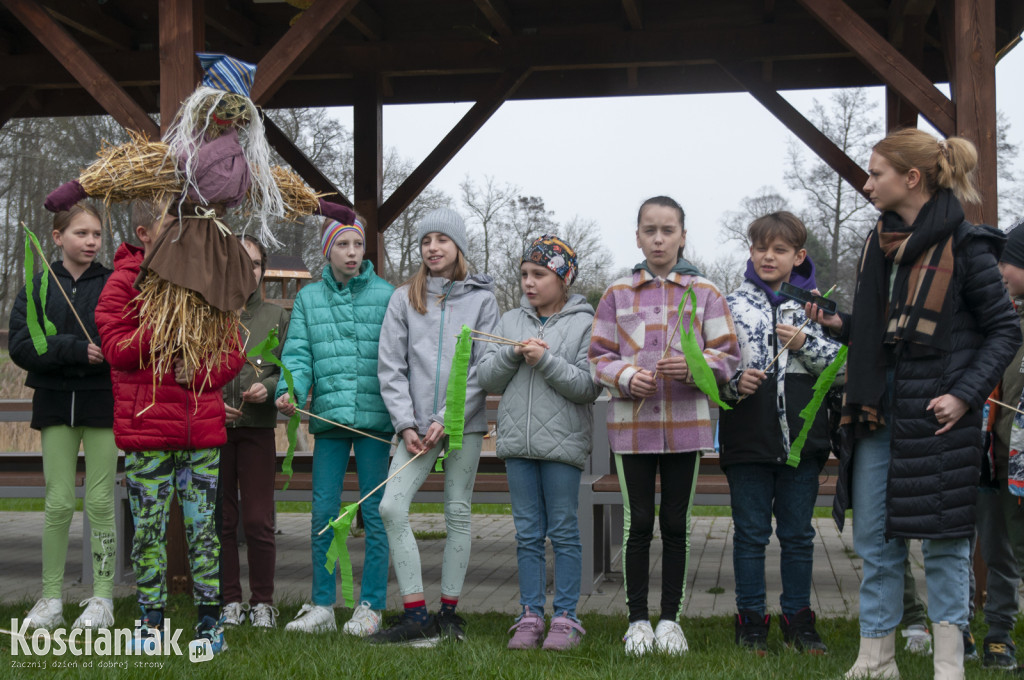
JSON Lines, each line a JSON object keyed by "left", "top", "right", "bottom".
{"left": 40, "top": 426, "right": 118, "bottom": 599}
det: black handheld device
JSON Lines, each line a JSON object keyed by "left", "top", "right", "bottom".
{"left": 778, "top": 281, "right": 837, "bottom": 315}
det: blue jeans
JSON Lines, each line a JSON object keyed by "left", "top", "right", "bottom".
{"left": 725, "top": 457, "right": 820, "bottom": 615}
{"left": 852, "top": 426, "right": 970, "bottom": 637}
{"left": 505, "top": 458, "right": 583, "bottom": 618}
{"left": 311, "top": 436, "right": 390, "bottom": 609}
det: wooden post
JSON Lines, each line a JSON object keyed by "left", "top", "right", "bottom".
{"left": 953, "top": 0, "right": 997, "bottom": 225}
{"left": 353, "top": 73, "right": 384, "bottom": 270}
{"left": 158, "top": 0, "right": 204, "bottom": 596}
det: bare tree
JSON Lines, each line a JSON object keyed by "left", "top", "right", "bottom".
{"left": 719, "top": 186, "right": 791, "bottom": 247}
{"left": 998, "top": 111, "right": 1024, "bottom": 227}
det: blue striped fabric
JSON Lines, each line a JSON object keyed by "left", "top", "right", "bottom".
{"left": 197, "top": 52, "right": 256, "bottom": 97}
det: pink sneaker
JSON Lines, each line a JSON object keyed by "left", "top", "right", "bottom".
{"left": 507, "top": 608, "right": 545, "bottom": 649}
{"left": 543, "top": 613, "right": 586, "bottom": 650}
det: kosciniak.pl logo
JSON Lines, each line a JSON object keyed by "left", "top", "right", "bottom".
{"left": 5, "top": 618, "right": 207, "bottom": 661}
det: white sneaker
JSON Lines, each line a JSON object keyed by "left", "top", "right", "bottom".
{"left": 25, "top": 598, "right": 64, "bottom": 630}
{"left": 72, "top": 597, "right": 114, "bottom": 630}
{"left": 654, "top": 619, "right": 688, "bottom": 654}
{"left": 222, "top": 602, "right": 249, "bottom": 627}
{"left": 284, "top": 604, "right": 336, "bottom": 633}
{"left": 342, "top": 602, "right": 382, "bottom": 637}
{"left": 250, "top": 603, "right": 279, "bottom": 629}
{"left": 902, "top": 624, "right": 932, "bottom": 655}
{"left": 623, "top": 620, "right": 655, "bottom": 656}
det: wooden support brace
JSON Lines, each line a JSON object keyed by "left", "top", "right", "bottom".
{"left": 353, "top": 74, "right": 383, "bottom": 267}
{"left": 721, "top": 63, "right": 869, "bottom": 199}
{"left": 43, "top": 0, "right": 135, "bottom": 51}
{"left": 263, "top": 115, "right": 350, "bottom": 206}
{"left": 252, "top": 0, "right": 360, "bottom": 105}
{"left": 378, "top": 66, "right": 532, "bottom": 230}
{"left": 1, "top": 0, "right": 158, "bottom": 138}
{"left": 796, "top": 0, "right": 956, "bottom": 137}
{"left": 473, "top": 0, "right": 513, "bottom": 37}
{"left": 159, "top": 0, "right": 203, "bottom": 135}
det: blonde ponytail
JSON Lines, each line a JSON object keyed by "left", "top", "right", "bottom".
{"left": 873, "top": 128, "right": 980, "bottom": 205}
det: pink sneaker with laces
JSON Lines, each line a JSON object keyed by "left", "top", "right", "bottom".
{"left": 507, "top": 607, "right": 545, "bottom": 649}
{"left": 543, "top": 613, "right": 586, "bottom": 650}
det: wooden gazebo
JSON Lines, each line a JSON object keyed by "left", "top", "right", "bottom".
{"left": 1, "top": 0, "right": 1021, "bottom": 259}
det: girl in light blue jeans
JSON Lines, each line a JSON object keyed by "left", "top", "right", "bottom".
{"left": 477, "top": 234, "right": 600, "bottom": 650}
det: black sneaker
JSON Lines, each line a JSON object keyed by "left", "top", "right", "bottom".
{"left": 735, "top": 610, "right": 769, "bottom": 656}
{"left": 367, "top": 612, "right": 440, "bottom": 647}
{"left": 437, "top": 611, "right": 467, "bottom": 642}
{"left": 964, "top": 629, "right": 979, "bottom": 661}
{"left": 983, "top": 638, "right": 1017, "bottom": 669}
{"left": 779, "top": 608, "right": 828, "bottom": 655}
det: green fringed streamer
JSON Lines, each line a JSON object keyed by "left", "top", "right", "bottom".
{"left": 440, "top": 325, "right": 473, "bottom": 471}
{"left": 324, "top": 502, "right": 358, "bottom": 605}
{"left": 786, "top": 345, "right": 848, "bottom": 468}
{"left": 23, "top": 229, "right": 57, "bottom": 355}
{"left": 677, "top": 286, "right": 731, "bottom": 411}
{"left": 247, "top": 328, "right": 299, "bottom": 489}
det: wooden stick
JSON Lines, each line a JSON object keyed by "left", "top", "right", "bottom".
{"left": 317, "top": 453, "right": 420, "bottom": 536}
{"left": 635, "top": 304, "right": 689, "bottom": 412}
{"left": 470, "top": 336, "right": 523, "bottom": 347}
{"left": 469, "top": 329, "right": 524, "bottom": 345}
{"left": 988, "top": 397, "right": 1024, "bottom": 417}
{"left": 24, "top": 226, "right": 94, "bottom": 344}
{"left": 762, "top": 284, "right": 837, "bottom": 372}
{"left": 294, "top": 407, "right": 394, "bottom": 445}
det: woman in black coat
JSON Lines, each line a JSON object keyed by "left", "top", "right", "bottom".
{"left": 809, "top": 129, "right": 1020, "bottom": 680}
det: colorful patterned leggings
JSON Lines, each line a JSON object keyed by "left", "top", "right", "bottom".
{"left": 126, "top": 448, "right": 220, "bottom": 608}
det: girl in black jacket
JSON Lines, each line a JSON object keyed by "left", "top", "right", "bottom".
{"left": 809, "top": 129, "right": 1020, "bottom": 680}
{"left": 8, "top": 202, "right": 117, "bottom": 632}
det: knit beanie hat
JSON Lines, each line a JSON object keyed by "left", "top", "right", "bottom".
{"left": 416, "top": 208, "right": 468, "bottom": 256}
{"left": 522, "top": 234, "right": 578, "bottom": 286}
{"left": 1002, "top": 218, "right": 1024, "bottom": 269}
{"left": 321, "top": 217, "right": 365, "bottom": 258}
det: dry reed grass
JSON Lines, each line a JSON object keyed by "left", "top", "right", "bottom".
{"left": 0, "top": 352, "right": 40, "bottom": 453}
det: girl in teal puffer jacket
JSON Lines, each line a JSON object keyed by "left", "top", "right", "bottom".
{"left": 275, "top": 214, "right": 395, "bottom": 636}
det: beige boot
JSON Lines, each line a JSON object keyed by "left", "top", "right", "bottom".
{"left": 845, "top": 633, "right": 900, "bottom": 679}
{"left": 931, "top": 622, "right": 964, "bottom": 680}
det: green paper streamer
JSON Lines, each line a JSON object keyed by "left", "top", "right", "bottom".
{"left": 247, "top": 328, "right": 299, "bottom": 489}
{"left": 786, "top": 345, "right": 848, "bottom": 468}
{"left": 677, "top": 286, "right": 731, "bottom": 411}
{"left": 324, "top": 502, "right": 358, "bottom": 606}
{"left": 23, "top": 229, "right": 57, "bottom": 355}
{"left": 441, "top": 325, "right": 473, "bottom": 470}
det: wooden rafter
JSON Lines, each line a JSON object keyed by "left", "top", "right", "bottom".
{"left": 206, "top": 1, "right": 259, "bottom": 47}
{"left": 0, "top": 0, "right": 158, "bottom": 137}
{"left": 473, "top": 0, "right": 513, "bottom": 37}
{"left": 721, "top": 63, "right": 868, "bottom": 199}
{"left": 0, "top": 86, "right": 32, "bottom": 128}
{"left": 43, "top": 0, "right": 135, "bottom": 51}
{"left": 796, "top": 0, "right": 956, "bottom": 137}
{"left": 622, "top": 0, "right": 643, "bottom": 30}
{"left": 251, "top": 0, "right": 360, "bottom": 105}
{"left": 348, "top": 3, "right": 384, "bottom": 41}
{"left": 263, "top": 115, "right": 350, "bottom": 206}
{"left": 378, "top": 66, "right": 531, "bottom": 230}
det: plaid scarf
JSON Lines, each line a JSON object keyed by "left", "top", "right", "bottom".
{"left": 842, "top": 190, "right": 962, "bottom": 432}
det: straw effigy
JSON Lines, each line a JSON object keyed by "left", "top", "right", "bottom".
{"left": 264, "top": 165, "right": 328, "bottom": 222}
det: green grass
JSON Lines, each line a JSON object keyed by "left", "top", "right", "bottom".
{"left": 0, "top": 595, "right": 932, "bottom": 679}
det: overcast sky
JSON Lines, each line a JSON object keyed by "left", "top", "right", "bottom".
{"left": 330, "top": 45, "right": 1024, "bottom": 273}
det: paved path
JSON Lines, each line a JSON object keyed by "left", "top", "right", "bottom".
{"left": 0, "top": 511, "right": 927, "bottom": 618}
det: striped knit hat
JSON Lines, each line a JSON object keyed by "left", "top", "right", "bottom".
{"left": 197, "top": 53, "right": 256, "bottom": 97}
{"left": 321, "top": 218, "right": 366, "bottom": 258}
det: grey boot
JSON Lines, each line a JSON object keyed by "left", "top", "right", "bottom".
{"left": 932, "top": 622, "right": 965, "bottom": 680}
{"left": 845, "top": 633, "right": 900, "bottom": 679}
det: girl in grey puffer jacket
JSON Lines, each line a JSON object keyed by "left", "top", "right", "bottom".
{"left": 478, "top": 235, "right": 600, "bottom": 651}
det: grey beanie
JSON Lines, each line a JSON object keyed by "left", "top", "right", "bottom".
{"left": 416, "top": 208, "right": 469, "bottom": 256}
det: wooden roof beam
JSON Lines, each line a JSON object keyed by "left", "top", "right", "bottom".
{"left": 0, "top": 86, "right": 32, "bottom": 128}
{"left": 622, "top": 0, "right": 643, "bottom": 30}
{"left": 379, "top": 65, "right": 531, "bottom": 230}
{"left": 348, "top": 3, "right": 384, "bottom": 41}
{"left": 721, "top": 62, "right": 869, "bottom": 199}
{"left": 263, "top": 114, "right": 350, "bottom": 207}
{"left": 252, "top": 0, "right": 360, "bottom": 105}
{"left": 206, "top": 1, "right": 259, "bottom": 47}
{"left": 0, "top": 0, "right": 158, "bottom": 137}
{"left": 42, "top": 0, "right": 135, "bottom": 51}
{"left": 796, "top": 0, "right": 955, "bottom": 136}
{"left": 473, "top": 0, "right": 513, "bottom": 38}
{"left": 159, "top": 0, "right": 203, "bottom": 135}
